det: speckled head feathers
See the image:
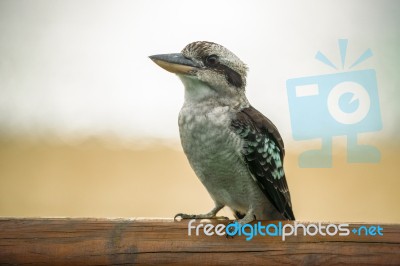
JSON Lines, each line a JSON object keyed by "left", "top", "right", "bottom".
{"left": 181, "top": 41, "right": 248, "bottom": 89}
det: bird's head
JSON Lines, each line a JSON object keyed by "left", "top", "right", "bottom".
{"left": 150, "top": 41, "right": 248, "bottom": 104}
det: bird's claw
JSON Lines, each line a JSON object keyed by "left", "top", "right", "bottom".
{"left": 174, "top": 213, "right": 229, "bottom": 221}
{"left": 174, "top": 213, "right": 196, "bottom": 221}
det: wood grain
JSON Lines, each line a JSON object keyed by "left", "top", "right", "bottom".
{"left": 0, "top": 218, "right": 399, "bottom": 265}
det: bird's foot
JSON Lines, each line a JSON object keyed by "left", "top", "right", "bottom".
{"left": 174, "top": 213, "right": 229, "bottom": 221}
{"left": 237, "top": 214, "right": 256, "bottom": 225}
{"left": 174, "top": 213, "right": 197, "bottom": 220}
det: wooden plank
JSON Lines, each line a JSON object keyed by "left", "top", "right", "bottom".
{"left": 0, "top": 218, "right": 399, "bottom": 265}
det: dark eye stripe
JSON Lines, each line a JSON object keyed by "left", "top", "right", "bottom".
{"left": 223, "top": 66, "right": 243, "bottom": 88}
{"left": 207, "top": 63, "right": 243, "bottom": 88}
{"left": 201, "top": 54, "right": 244, "bottom": 88}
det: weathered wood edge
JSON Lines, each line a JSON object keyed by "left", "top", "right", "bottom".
{"left": 0, "top": 217, "right": 399, "bottom": 265}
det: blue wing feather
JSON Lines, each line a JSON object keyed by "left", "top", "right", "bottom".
{"left": 231, "top": 106, "right": 295, "bottom": 220}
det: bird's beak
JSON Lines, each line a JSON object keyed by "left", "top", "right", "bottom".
{"left": 149, "top": 53, "right": 199, "bottom": 75}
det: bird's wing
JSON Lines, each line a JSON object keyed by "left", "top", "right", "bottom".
{"left": 231, "top": 106, "right": 295, "bottom": 220}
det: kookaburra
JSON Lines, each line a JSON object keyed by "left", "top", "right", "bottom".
{"left": 150, "top": 41, "right": 295, "bottom": 224}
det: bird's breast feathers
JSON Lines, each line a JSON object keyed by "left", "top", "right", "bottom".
{"left": 178, "top": 102, "right": 251, "bottom": 184}
{"left": 178, "top": 102, "right": 243, "bottom": 168}
{"left": 178, "top": 103, "right": 268, "bottom": 213}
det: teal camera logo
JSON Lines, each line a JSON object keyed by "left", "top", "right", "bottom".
{"left": 286, "top": 39, "right": 382, "bottom": 168}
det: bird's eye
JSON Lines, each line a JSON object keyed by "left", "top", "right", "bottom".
{"left": 205, "top": 55, "right": 219, "bottom": 66}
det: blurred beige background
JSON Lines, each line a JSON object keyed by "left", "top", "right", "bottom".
{"left": 0, "top": 0, "right": 399, "bottom": 222}
{"left": 0, "top": 136, "right": 399, "bottom": 223}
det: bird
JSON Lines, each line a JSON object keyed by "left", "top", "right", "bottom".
{"left": 149, "top": 41, "right": 295, "bottom": 224}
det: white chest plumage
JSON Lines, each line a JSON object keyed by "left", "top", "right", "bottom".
{"left": 178, "top": 102, "right": 242, "bottom": 180}
{"left": 178, "top": 102, "right": 269, "bottom": 215}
